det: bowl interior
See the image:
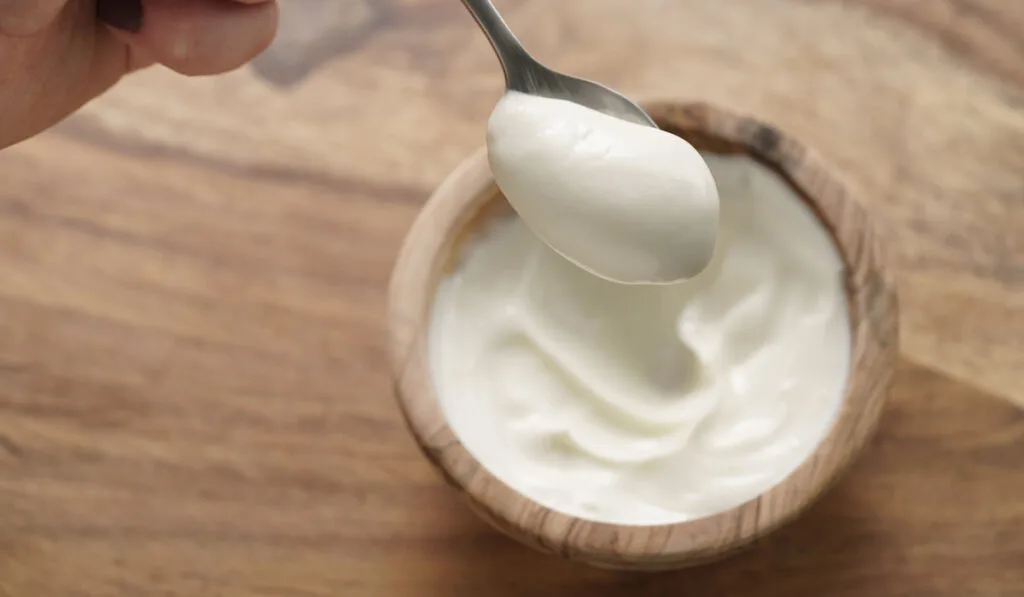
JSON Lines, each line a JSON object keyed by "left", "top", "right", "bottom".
{"left": 388, "top": 102, "right": 899, "bottom": 570}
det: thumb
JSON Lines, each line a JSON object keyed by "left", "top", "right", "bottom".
{"left": 96, "top": 0, "right": 278, "bottom": 77}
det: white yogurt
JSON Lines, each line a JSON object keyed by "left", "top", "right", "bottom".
{"left": 487, "top": 92, "right": 720, "bottom": 285}
{"left": 429, "top": 155, "right": 851, "bottom": 525}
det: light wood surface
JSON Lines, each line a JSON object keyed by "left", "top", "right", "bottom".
{"left": 1, "top": 0, "right": 1022, "bottom": 594}
{"left": 389, "top": 102, "right": 899, "bottom": 570}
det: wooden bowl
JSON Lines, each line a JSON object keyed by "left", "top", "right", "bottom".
{"left": 388, "top": 101, "right": 899, "bottom": 571}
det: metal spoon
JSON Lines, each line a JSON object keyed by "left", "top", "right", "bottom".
{"left": 460, "top": 0, "right": 657, "bottom": 128}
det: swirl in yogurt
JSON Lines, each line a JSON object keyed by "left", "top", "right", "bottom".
{"left": 429, "top": 155, "right": 850, "bottom": 525}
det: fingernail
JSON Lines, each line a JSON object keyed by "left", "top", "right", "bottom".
{"left": 96, "top": 0, "right": 144, "bottom": 33}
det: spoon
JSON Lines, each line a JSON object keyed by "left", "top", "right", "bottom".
{"left": 460, "top": 0, "right": 657, "bottom": 128}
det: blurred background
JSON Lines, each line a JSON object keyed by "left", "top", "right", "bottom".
{"left": 1, "top": 0, "right": 1022, "bottom": 595}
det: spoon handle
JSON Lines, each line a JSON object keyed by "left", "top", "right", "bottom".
{"left": 460, "top": 0, "right": 532, "bottom": 87}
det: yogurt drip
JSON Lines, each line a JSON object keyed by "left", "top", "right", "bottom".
{"left": 429, "top": 155, "right": 851, "bottom": 525}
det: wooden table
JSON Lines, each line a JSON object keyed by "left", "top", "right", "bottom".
{"left": 1, "top": 0, "right": 1022, "bottom": 595}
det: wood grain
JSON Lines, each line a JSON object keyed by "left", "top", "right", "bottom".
{"left": 389, "top": 102, "right": 899, "bottom": 570}
{"left": 1, "top": 0, "right": 1022, "bottom": 593}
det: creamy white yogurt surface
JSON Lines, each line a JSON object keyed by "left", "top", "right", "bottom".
{"left": 487, "top": 92, "right": 720, "bottom": 285}
{"left": 429, "top": 155, "right": 851, "bottom": 525}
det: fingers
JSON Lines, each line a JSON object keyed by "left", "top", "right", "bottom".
{"left": 0, "top": 0, "right": 277, "bottom": 147}
{"left": 105, "top": 0, "right": 278, "bottom": 77}
{"left": 0, "top": 20, "right": 126, "bottom": 148}
{"left": 0, "top": 0, "right": 67, "bottom": 36}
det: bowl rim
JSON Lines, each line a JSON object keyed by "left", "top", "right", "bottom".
{"left": 387, "top": 101, "right": 899, "bottom": 570}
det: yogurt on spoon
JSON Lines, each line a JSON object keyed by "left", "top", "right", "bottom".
{"left": 486, "top": 92, "right": 720, "bottom": 285}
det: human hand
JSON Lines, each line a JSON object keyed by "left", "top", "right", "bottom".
{"left": 0, "top": 0, "right": 278, "bottom": 149}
